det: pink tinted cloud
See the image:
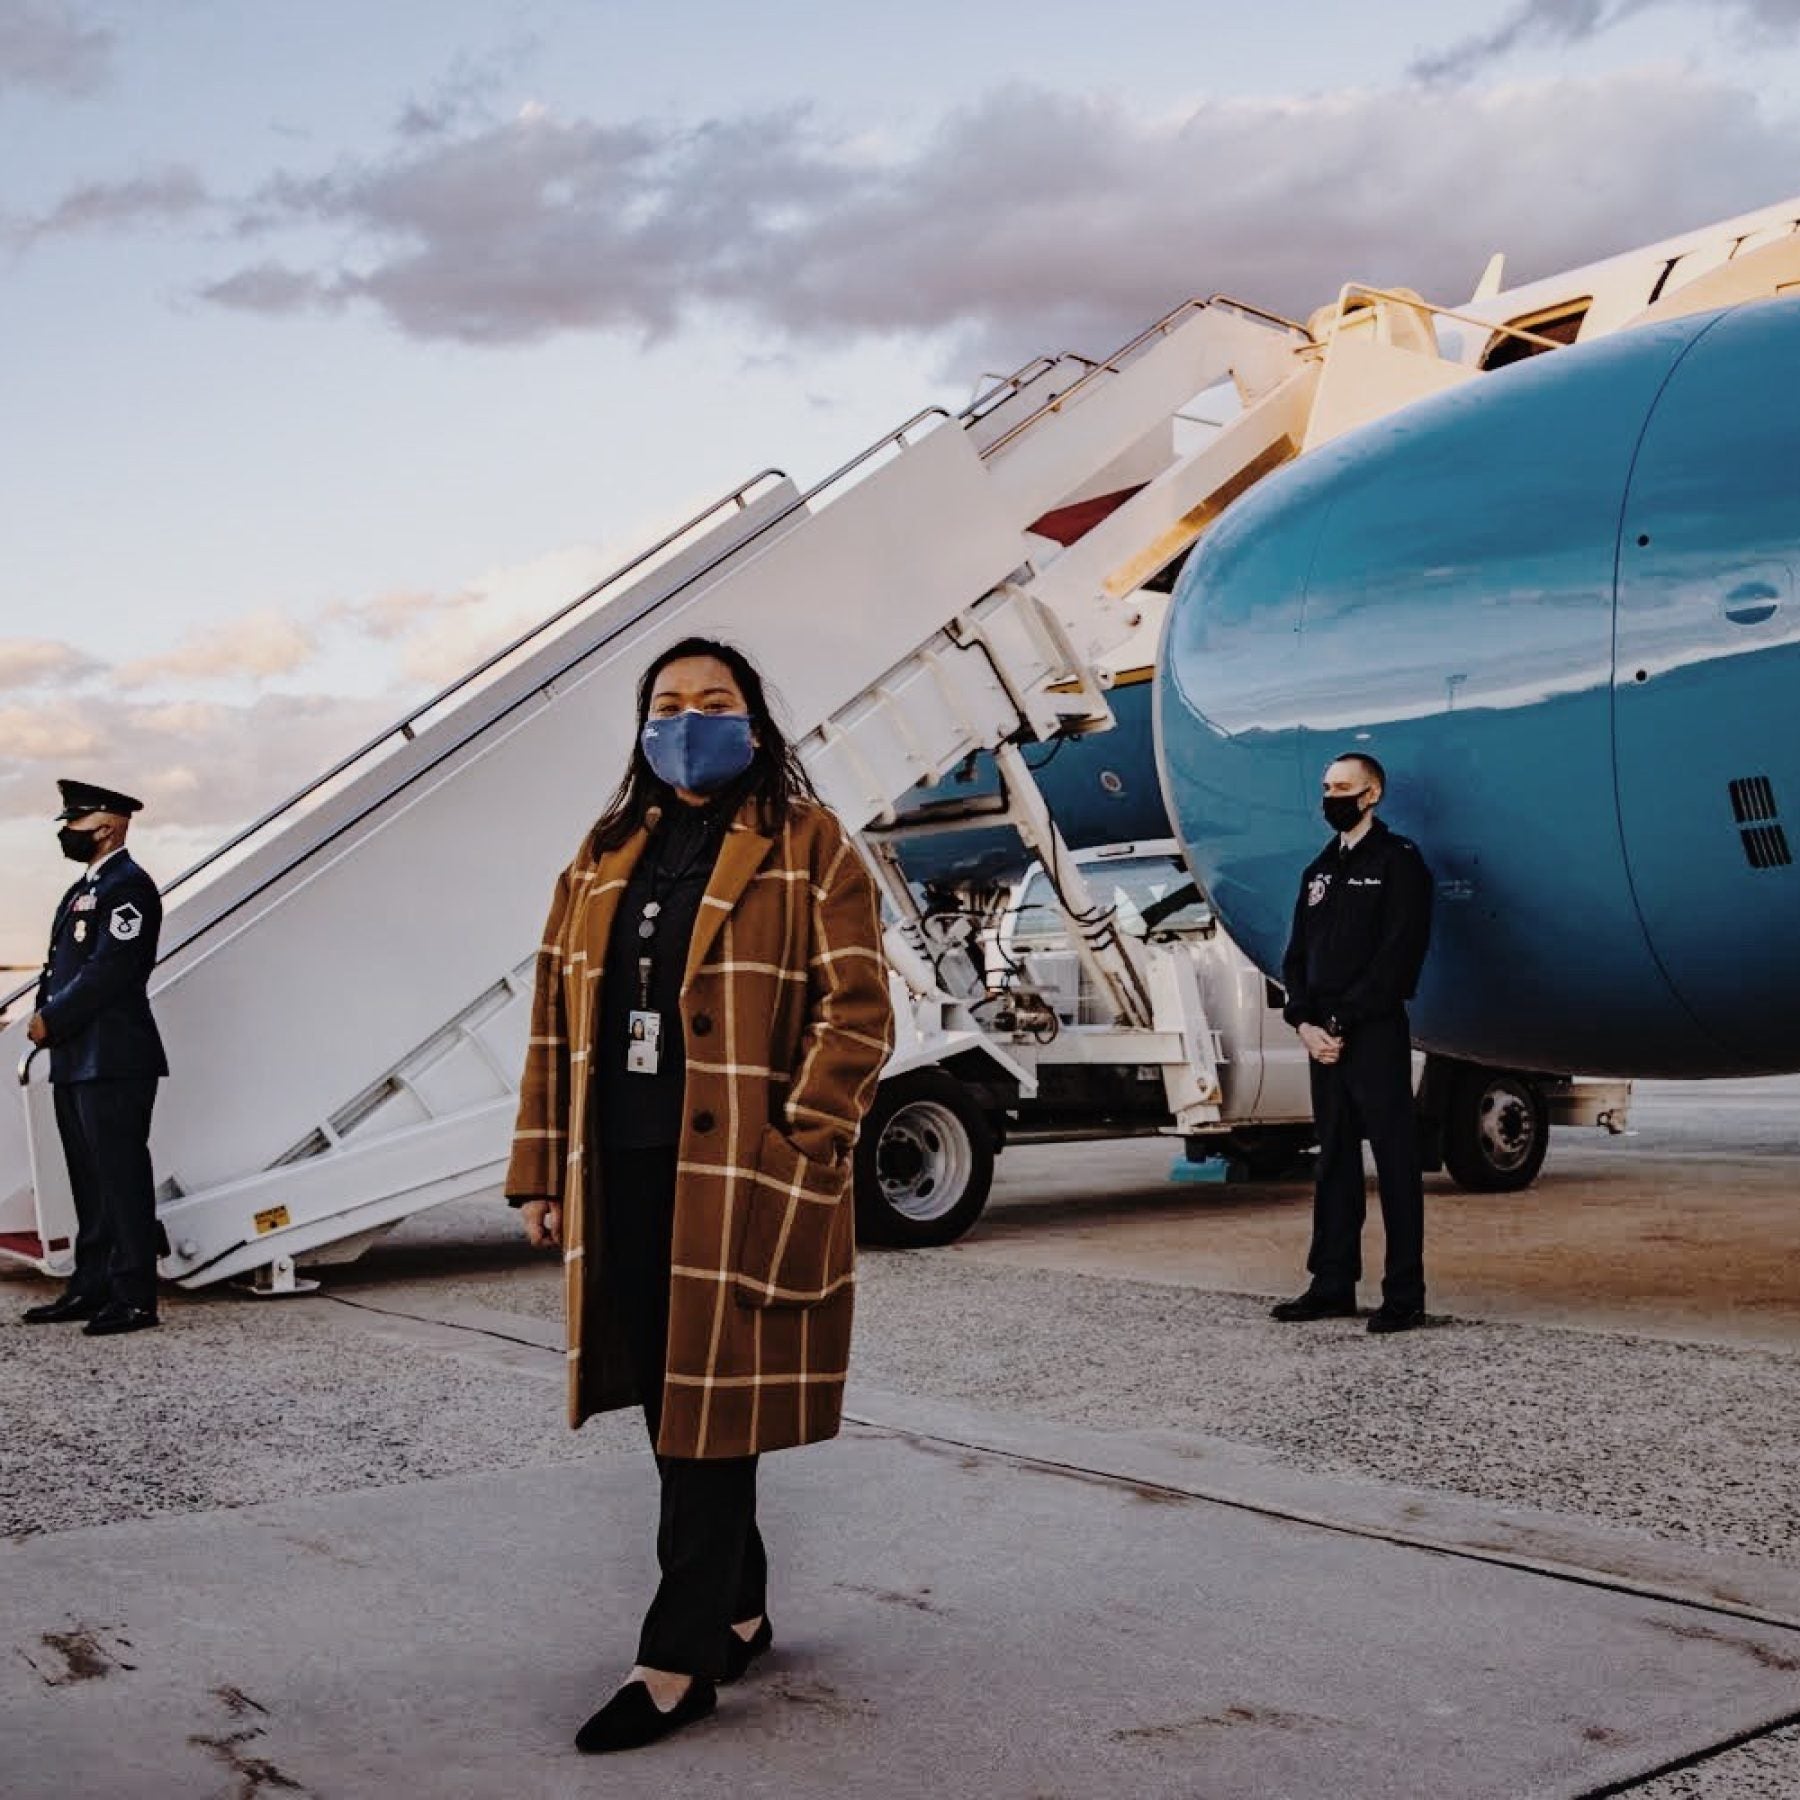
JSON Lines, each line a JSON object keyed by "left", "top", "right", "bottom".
{"left": 0, "top": 638, "right": 101, "bottom": 692}
{"left": 113, "top": 610, "right": 317, "bottom": 688}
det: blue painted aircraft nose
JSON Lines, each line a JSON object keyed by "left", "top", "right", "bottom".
{"left": 1157, "top": 293, "right": 1800, "bottom": 1078}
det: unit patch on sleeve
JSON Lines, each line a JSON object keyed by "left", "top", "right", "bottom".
{"left": 109, "top": 902, "right": 143, "bottom": 942}
{"left": 1307, "top": 873, "right": 1332, "bottom": 907}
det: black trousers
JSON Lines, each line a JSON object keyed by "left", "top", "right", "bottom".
{"left": 602, "top": 1144, "right": 766, "bottom": 1680}
{"left": 1305, "top": 1013, "right": 1425, "bottom": 1311}
{"left": 54, "top": 1077, "right": 160, "bottom": 1312}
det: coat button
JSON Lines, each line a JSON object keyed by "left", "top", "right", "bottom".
{"left": 692, "top": 1110, "right": 715, "bottom": 1133}
{"left": 692, "top": 1012, "right": 713, "bottom": 1037}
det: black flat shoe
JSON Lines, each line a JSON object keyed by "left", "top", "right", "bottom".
{"left": 82, "top": 1303, "right": 159, "bottom": 1337}
{"left": 721, "top": 1616, "right": 773, "bottom": 1684}
{"left": 1367, "top": 1304, "right": 1426, "bottom": 1335}
{"left": 22, "top": 1291, "right": 103, "bottom": 1324}
{"left": 1270, "top": 1290, "right": 1359, "bottom": 1322}
{"left": 574, "top": 1677, "right": 716, "bottom": 1754}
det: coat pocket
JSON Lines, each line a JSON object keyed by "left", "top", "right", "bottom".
{"left": 733, "top": 1123, "right": 854, "bottom": 1309}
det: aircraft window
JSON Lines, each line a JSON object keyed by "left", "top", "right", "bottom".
{"left": 1480, "top": 299, "right": 1591, "bottom": 371}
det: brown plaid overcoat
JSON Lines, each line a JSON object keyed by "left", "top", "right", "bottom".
{"left": 505, "top": 794, "right": 894, "bottom": 1458}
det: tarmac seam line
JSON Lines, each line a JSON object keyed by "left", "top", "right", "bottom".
{"left": 317, "top": 1289, "right": 1800, "bottom": 1640}
{"left": 321, "top": 1291, "right": 561, "bottom": 1355}
{"left": 1569, "top": 1704, "right": 1800, "bottom": 1798}
{"left": 850, "top": 1415, "right": 1800, "bottom": 1640}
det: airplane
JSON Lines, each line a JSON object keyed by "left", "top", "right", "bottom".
{"left": 895, "top": 200, "right": 1800, "bottom": 1080}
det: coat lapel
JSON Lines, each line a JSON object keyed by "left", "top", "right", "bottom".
{"left": 578, "top": 826, "right": 651, "bottom": 984}
{"left": 683, "top": 811, "right": 774, "bottom": 990}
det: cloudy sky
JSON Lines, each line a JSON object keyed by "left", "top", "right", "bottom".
{"left": 2, "top": 0, "right": 1797, "bottom": 967}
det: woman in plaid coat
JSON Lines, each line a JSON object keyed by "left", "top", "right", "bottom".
{"left": 506, "top": 636, "right": 893, "bottom": 1754}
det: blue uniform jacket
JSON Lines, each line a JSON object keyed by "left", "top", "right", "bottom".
{"left": 36, "top": 850, "right": 169, "bottom": 1083}
{"left": 1281, "top": 818, "right": 1433, "bottom": 1033}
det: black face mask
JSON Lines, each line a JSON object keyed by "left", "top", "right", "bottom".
{"left": 58, "top": 825, "right": 101, "bottom": 864}
{"left": 1322, "top": 792, "right": 1370, "bottom": 835}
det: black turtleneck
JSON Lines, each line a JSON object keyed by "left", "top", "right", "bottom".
{"left": 594, "top": 799, "right": 731, "bottom": 1150}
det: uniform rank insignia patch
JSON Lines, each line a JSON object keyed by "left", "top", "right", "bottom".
{"left": 1307, "top": 873, "right": 1331, "bottom": 907}
{"left": 110, "top": 902, "right": 143, "bottom": 941}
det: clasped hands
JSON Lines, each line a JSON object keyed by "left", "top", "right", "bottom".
{"left": 1298, "top": 1022, "right": 1344, "bottom": 1066}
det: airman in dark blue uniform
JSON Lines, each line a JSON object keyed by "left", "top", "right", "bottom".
{"left": 23, "top": 779, "right": 168, "bottom": 1335}
{"left": 1273, "top": 753, "right": 1434, "bottom": 1334}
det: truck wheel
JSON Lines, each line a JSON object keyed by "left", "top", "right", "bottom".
{"left": 1442, "top": 1066, "right": 1548, "bottom": 1192}
{"left": 854, "top": 1071, "right": 995, "bottom": 1248}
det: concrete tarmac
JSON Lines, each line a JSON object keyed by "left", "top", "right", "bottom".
{"left": 963, "top": 1078, "right": 1800, "bottom": 1348}
{"left": 3, "top": 1076, "right": 1797, "bottom": 1796}
{"left": 7, "top": 1405, "right": 1800, "bottom": 1800}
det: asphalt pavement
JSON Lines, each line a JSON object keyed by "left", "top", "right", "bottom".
{"left": 2, "top": 1077, "right": 1796, "bottom": 1796}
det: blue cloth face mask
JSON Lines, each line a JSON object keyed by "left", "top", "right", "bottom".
{"left": 641, "top": 710, "right": 756, "bottom": 794}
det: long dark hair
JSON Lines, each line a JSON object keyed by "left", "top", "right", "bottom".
{"left": 590, "top": 636, "right": 818, "bottom": 852}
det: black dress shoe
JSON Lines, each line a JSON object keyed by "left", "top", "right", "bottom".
{"left": 1367, "top": 1303, "right": 1427, "bottom": 1335}
{"left": 82, "top": 1303, "right": 159, "bottom": 1337}
{"left": 721, "top": 1616, "right": 773, "bottom": 1684}
{"left": 1270, "top": 1289, "right": 1359, "bottom": 1322}
{"left": 21, "top": 1291, "right": 103, "bottom": 1324}
{"left": 574, "top": 1677, "right": 716, "bottom": 1754}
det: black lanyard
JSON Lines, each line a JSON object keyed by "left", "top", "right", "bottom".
{"left": 633, "top": 812, "right": 721, "bottom": 1009}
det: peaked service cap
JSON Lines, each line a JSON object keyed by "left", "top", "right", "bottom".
{"left": 55, "top": 778, "right": 145, "bottom": 821}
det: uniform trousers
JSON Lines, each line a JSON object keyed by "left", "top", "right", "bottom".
{"left": 602, "top": 1143, "right": 767, "bottom": 1680}
{"left": 54, "top": 1077, "right": 160, "bottom": 1312}
{"left": 1305, "top": 1012, "right": 1426, "bottom": 1310}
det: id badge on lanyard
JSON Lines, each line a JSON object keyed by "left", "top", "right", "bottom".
{"left": 627, "top": 952, "right": 661, "bottom": 1074}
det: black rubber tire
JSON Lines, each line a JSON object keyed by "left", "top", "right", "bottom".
{"left": 1441, "top": 1065, "right": 1549, "bottom": 1192}
{"left": 854, "top": 1070, "right": 996, "bottom": 1248}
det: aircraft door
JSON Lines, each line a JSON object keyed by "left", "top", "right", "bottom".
{"left": 1614, "top": 298, "right": 1800, "bottom": 1072}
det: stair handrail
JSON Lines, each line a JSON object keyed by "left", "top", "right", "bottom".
{"left": 978, "top": 300, "right": 1212, "bottom": 460}
{"left": 1328, "top": 283, "right": 1566, "bottom": 352}
{"left": 0, "top": 406, "right": 955, "bottom": 1016}
{"left": 1205, "top": 295, "right": 1315, "bottom": 340}
{"left": 958, "top": 354, "right": 1099, "bottom": 425}
{"left": 977, "top": 295, "right": 1315, "bottom": 462}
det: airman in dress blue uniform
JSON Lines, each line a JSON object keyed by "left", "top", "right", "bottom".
{"left": 1272, "top": 753, "right": 1434, "bottom": 1335}
{"left": 23, "top": 779, "right": 168, "bottom": 1335}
